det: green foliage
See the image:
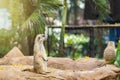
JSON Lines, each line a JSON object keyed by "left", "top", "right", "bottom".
{"left": 21, "top": 0, "right": 62, "bottom": 34}
{"left": 8, "top": 0, "right": 62, "bottom": 55}
{"left": 48, "top": 30, "right": 90, "bottom": 58}
{"left": 64, "top": 34, "right": 90, "bottom": 59}
{"left": 93, "top": 0, "right": 110, "bottom": 19}
{"left": 116, "top": 40, "right": 120, "bottom": 67}
{"left": 9, "top": 0, "right": 62, "bottom": 36}
{"left": 108, "top": 59, "right": 116, "bottom": 64}
{"left": 9, "top": 0, "right": 23, "bottom": 28}
{"left": 59, "top": 0, "right": 67, "bottom": 56}
{"left": 0, "top": 28, "right": 18, "bottom": 57}
{"left": 48, "top": 28, "right": 61, "bottom": 57}
{"left": 64, "top": 34, "right": 89, "bottom": 45}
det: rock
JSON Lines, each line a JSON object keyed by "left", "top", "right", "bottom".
{"left": 0, "top": 61, "right": 119, "bottom": 80}
{"left": 8, "top": 56, "right": 33, "bottom": 65}
{"left": 75, "top": 58, "right": 105, "bottom": 70}
{"left": 48, "top": 57, "right": 75, "bottom": 70}
{"left": 78, "top": 65, "right": 120, "bottom": 80}
{"left": 0, "top": 47, "right": 25, "bottom": 65}
{"left": 48, "top": 57, "right": 105, "bottom": 71}
{"left": 0, "top": 70, "right": 25, "bottom": 80}
{"left": 51, "top": 65, "right": 120, "bottom": 80}
{"left": 0, "top": 56, "right": 33, "bottom": 65}
{"left": 0, "top": 58, "right": 8, "bottom": 65}
{"left": 0, "top": 46, "right": 119, "bottom": 79}
{"left": 4, "top": 47, "right": 24, "bottom": 58}
{"left": 0, "top": 65, "right": 65, "bottom": 80}
{"left": 0, "top": 56, "right": 106, "bottom": 71}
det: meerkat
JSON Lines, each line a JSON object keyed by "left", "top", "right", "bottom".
{"left": 34, "top": 34, "right": 48, "bottom": 74}
{"left": 103, "top": 41, "right": 116, "bottom": 64}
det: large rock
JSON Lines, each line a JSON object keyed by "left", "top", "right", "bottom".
{"left": 0, "top": 65, "right": 119, "bottom": 80}
{"left": 0, "top": 51, "right": 119, "bottom": 80}
{"left": 75, "top": 58, "right": 105, "bottom": 70}
{"left": 0, "top": 70, "right": 25, "bottom": 80}
{"left": 0, "top": 47, "right": 105, "bottom": 71}
{"left": 48, "top": 57, "right": 105, "bottom": 70}
{"left": 0, "top": 65, "right": 64, "bottom": 80}
{"left": 48, "top": 57, "right": 75, "bottom": 70}
{"left": 8, "top": 56, "right": 33, "bottom": 65}
{"left": 50, "top": 65, "right": 120, "bottom": 80}
{"left": 0, "top": 56, "right": 105, "bottom": 71}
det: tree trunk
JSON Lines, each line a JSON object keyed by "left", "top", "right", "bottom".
{"left": 96, "top": 28, "right": 103, "bottom": 57}
{"left": 20, "top": 38, "right": 29, "bottom": 55}
{"left": 73, "top": 0, "right": 78, "bottom": 25}
{"left": 59, "top": 0, "right": 67, "bottom": 57}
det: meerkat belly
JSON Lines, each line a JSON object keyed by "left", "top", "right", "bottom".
{"left": 34, "top": 57, "right": 43, "bottom": 67}
{"left": 34, "top": 52, "right": 47, "bottom": 67}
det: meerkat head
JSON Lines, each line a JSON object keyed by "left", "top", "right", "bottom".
{"left": 35, "top": 34, "right": 46, "bottom": 43}
{"left": 107, "top": 41, "right": 115, "bottom": 48}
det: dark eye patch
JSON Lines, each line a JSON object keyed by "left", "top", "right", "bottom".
{"left": 42, "top": 34, "right": 45, "bottom": 37}
{"left": 38, "top": 36, "right": 40, "bottom": 40}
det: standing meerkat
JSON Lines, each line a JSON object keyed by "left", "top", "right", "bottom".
{"left": 103, "top": 41, "right": 116, "bottom": 64}
{"left": 34, "top": 34, "right": 48, "bottom": 74}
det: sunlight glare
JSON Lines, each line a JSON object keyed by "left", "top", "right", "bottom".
{"left": 0, "top": 8, "right": 11, "bottom": 29}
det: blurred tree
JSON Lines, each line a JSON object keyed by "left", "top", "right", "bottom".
{"left": 67, "top": 0, "right": 84, "bottom": 25}
{"left": 0, "top": 28, "right": 17, "bottom": 57}
{"left": 110, "top": 0, "right": 120, "bottom": 22}
{"left": 59, "top": 0, "right": 67, "bottom": 57}
{"left": 93, "top": 0, "right": 110, "bottom": 20}
{"left": 84, "top": 0, "right": 98, "bottom": 20}
{"left": 9, "top": 0, "right": 62, "bottom": 55}
{"left": 0, "top": 0, "right": 9, "bottom": 8}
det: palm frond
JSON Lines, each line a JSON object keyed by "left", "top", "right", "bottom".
{"left": 20, "top": 0, "right": 62, "bottom": 36}
{"left": 93, "top": 0, "right": 110, "bottom": 19}
{"left": 21, "top": 10, "right": 45, "bottom": 36}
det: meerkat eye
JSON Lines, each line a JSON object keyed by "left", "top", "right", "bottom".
{"left": 38, "top": 36, "right": 40, "bottom": 40}
{"left": 42, "top": 34, "right": 45, "bottom": 37}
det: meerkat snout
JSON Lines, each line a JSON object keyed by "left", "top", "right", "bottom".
{"left": 35, "top": 34, "right": 46, "bottom": 42}
{"left": 42, "top": 34, "right": 45, "bottom": 37}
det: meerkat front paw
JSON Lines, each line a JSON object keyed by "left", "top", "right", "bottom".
{"left": 42, "top": 57, "right": 48, "bottom": 62}
{"left": 43, "top": 56, "right": 48, "bottom": 62}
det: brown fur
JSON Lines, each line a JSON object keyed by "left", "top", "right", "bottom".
{"left": 103, "top": 41, "right": 116, "bottom": 63}
{"left": 34, "top": 34, "right": 47, "bottom": 74}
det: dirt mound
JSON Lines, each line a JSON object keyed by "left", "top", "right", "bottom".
{"left": 4, "top": 47, "right": 24, "bottom": 58}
